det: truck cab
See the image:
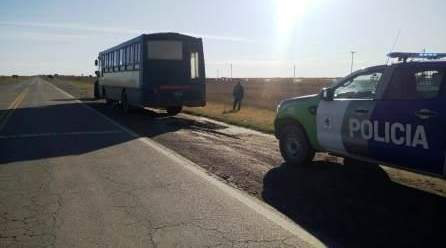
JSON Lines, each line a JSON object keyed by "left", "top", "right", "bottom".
{"left": 275, "top": 52, "right": 446, "bottom": 177}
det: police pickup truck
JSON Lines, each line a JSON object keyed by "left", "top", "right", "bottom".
{"left": 275, "top": 52, "right": 446, "bottom": 177}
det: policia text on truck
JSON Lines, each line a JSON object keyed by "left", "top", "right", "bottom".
{"left": 275, "top": 52, "right": 446, "bottom": 177}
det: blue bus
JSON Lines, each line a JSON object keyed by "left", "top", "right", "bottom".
{"left": 94, "top": 33, "right": 206, "bottom": 115}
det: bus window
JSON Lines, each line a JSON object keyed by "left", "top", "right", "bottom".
{"left": 191, "top": 52, "right": 199, "bottom": 79}
{"left": 116, "top": 50, "right": 119, "bottom": 69}
{"left": 126, "top": 46, "right": 131, "bottom": 66}
{"left": 130, "top": 45, "right": 134, "bottom": 65}
{"left": 106, "top": 53, "right": 110, "bottom": 71}
{"left": 109, "top": 52, "right": 112, "bottom": 71}
{"left": 147, "top": 41, "right": 183, "bottom": 60}
{"left": 119, "top": 48, "right": 123, "bottom": 70}
{"left": 136, "top": 44, "right": 139, "bottom": 66}
{"left": 114, "top": 50, "right": 118, "bottom": 70}
{"left": 134, "top": 43, "right": 140, "bottom": 69}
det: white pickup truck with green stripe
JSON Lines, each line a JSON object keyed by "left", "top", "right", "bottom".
{"left": 274, "top": 52, "right": 446, "bottom": 177}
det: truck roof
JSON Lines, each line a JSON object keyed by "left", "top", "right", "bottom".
{"left": 388, "top": 52, "right": 446, "bottom": 63}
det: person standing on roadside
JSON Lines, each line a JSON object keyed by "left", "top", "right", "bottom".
{"left": 232, "top": 81, "right": 244, "bottom": 111}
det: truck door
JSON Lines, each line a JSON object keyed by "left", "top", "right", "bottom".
{"left": 368, "top": 63, "right": 446, "bottom": 175}
{"left": 317, "top": 68, "right": 385, "bottom": 157}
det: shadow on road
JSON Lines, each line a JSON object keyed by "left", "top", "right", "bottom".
{"left": 262, "top": 162, "right": 446, "bottom": 248}
{"left": 0, "top": 101, "right": 229, "bottom": 164}
{"left": 51, "top": 97, "right": 100, "bottom": 102}
{"left": 0, "top": 103, "right": 134, "bottom": 164}
{"left": 82, "top": 102, "right": 231, "bottom": 139}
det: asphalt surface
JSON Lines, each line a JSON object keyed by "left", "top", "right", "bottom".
{"left": 0, "top": 77, "right": 323, "bottom": 248}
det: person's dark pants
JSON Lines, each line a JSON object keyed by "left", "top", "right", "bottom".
{"left": 233, "top": 98, "right": 242, "bottom": 111}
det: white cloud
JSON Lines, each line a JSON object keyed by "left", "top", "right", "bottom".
{"left": 0, "top": 21, "right": 252, "bottom": 43}
{"left": 0, "top": 30, "right": 88, "bottom": 42}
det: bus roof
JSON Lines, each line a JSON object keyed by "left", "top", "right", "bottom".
{"left": 99, "top": 32, "right": 201, "bottom": 55}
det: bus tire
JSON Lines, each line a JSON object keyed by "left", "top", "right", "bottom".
{"left": 166, "top": 106, "right": 182, "bottom": 115}
{"left": 94, "top": 80, "right": 100, "bottom": 99}
{"left": 279, "top": 123, "right": 314, "bottom": 167}
{"left": 103, "top": 87, "right": 112, "bottom": 104}
{"left": 121, "top": 91, "right": 130, "bottom": 113}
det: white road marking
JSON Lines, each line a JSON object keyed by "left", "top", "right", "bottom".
{"left": 0, "top": 130, "right": 123, "bottom": 140}
{"left": 44, "top": 79, "right": 326, "bottom": 248}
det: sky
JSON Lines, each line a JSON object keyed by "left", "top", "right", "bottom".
{"left": 0, "top": 0, "right": 445, "bottom": 78}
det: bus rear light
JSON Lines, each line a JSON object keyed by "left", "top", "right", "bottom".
{"left": 159, "top": 85, "right": 191, "bottom": 90}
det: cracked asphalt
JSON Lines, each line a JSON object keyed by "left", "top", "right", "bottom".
{"left": 0, "top": 77, "right": 322, "bottom": 247}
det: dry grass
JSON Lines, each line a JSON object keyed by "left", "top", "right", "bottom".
{"left": 47, "top": 76, "right": 95, "bottom": 99}
{"left": 207, "top": 78, "right": 331, "bottom": 110}
{"left": 186, "top": 78, "right": 331, "bottom": 133}
{"left": 184, "top": 101, "right": 276, "bottom": 133}
{"left": 0, "top": 76, "right": 28, "bottom": 83}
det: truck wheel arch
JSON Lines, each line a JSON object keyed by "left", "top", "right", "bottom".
{"left": 275, "top": 118, "right": 309, "bottom": 141}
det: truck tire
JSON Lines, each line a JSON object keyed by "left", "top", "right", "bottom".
{"left": 166, "top": 106, "right": 182, "bottom": 116}
{"left": 279, "top": 123, "right": 315, "bottom": 167}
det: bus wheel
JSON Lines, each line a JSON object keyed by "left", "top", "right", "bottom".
{"left": 103, "top": 87, "right": 112, "bottom": 104}
{"left": 93, "top": 81, "right": 100, "bottom": 99}
{"left": 279, "top": 123, "right": 314, "bottom": 167}
{"left": 121, "top": 91, "right": 130, "bottom": 113}
{"left": 166, "top": 106, "right": 182, "bottom": 115}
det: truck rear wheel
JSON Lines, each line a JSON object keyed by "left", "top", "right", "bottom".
{"left": 279, "top": 124, "right": 315, "bottom": 167}
{"left": 166, "top": 106, "right": 182, "bottom": 115}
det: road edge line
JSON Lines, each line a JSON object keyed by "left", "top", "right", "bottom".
{"left": 44, "top": 79, "right": 325, "bottom": 248}
{"left": 0, "top": 88, "right": 28, "bottom": 131}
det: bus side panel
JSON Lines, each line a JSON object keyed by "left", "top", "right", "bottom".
{"left": 99, "top": 69, "right": 143, "bottom": 105}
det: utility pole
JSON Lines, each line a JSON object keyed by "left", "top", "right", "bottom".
{"left": 350, "top": 51, "right": 356, "bottom": 73}
{"left": 230, "top": 64, "right": 233, "bottom": 81}
{"left": 217, "top": 69, "right": 219, "bottom": 79}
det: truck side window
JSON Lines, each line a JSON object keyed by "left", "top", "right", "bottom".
{"left": 334, "top": 71, "right": 383, "bottom": 99}
{"left": 415, "top": 70, "right": 444, "bottom": 98}
{"left": 384, "top": 66, "right": 445, "bottom": 99}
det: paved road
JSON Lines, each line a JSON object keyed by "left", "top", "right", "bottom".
{"left": 0, "top": 77, "right": 323, "bottom": 248}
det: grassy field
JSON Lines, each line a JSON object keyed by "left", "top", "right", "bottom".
{"left": 186, "top": 77, "right": 331, "bottom": 133}
{"left": 184, "top": 102, "right": 276, "bottom": 133}
{"left": 0, "top": 76, "right": 29, "bottom": 83}
{"left": 206, "top": 78, "right": 331, "bottom": 110}
{"left": 45, "top": 75, "right": 95, "bottom": 98}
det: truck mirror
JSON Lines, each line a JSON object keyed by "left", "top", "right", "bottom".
{"left": 95, "top": 70, "right": 100, "bottom": 77}
{"left": 94, "top": 59, "right": 98, "bottom": 66}
{"left": 320, "top": 88, "right": 334, "bottom": 101}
